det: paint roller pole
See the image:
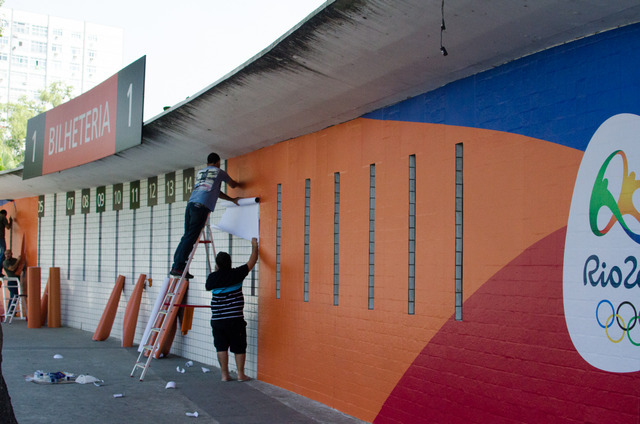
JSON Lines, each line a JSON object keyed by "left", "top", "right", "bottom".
{"left": 48, "top": 267, "right": 61, "bottom": 328}
{"left": 27, "top": 266, "right": 41, "bottom": 328}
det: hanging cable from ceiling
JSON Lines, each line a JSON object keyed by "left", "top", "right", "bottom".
{"left": 440, "top": 0, "right": 448, "bottom": 56}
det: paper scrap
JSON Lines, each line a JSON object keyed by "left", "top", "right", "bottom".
{"left": 176, "top": 366, "right": 185, "bottom": 373}
{"left": 53, "top": 354, "right": 63, "bottom": 359}
{"left": 186, "top": 412, "right": 199, "bottom": 417}
{"left": 185, "top": 361, "right": 194, "bottom": 368}
{"left": 113, "top": 394, "right": 124, "bottom": 398}
{"left": 165, "top": 381, "right": 176, "bottom": 389}
{"left": 201, "top": 367, "right": 210, "bottom": 373}
{"left": 76, "top": 375, "right": 102, "bottom": 385}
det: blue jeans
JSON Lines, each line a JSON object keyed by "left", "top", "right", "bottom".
{"left": 171, "top": 203, "right": 210, "bottom": 272}
{"left": 7, "top": 280, "right": 19, "bottom": 299}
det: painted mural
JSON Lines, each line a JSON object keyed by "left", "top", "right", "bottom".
{"left": 369, "top": 24, "right": 640, "bottom": 424}
{"left": 224, "top": 23, "right": 640, "bottom": 422}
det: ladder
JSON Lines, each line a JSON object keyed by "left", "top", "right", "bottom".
{"left": 4, "top": 295, "right": 19, "bottom": 323}
{"left": 131, "top": 216, "right": 215, "bottom": 381}
{"left": 3, "top": 277, "right": 25, "bottom": 323}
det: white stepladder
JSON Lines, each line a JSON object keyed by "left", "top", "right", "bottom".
{"left": 131, "top": 215, "right": 216, "bottom": 381}
{"left": 3, "top": 277, "right": 26, "bottom": 323}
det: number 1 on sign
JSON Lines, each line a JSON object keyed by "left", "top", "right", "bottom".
{"left": 127, "top": 83, "right": 133, "bottom": 127}
{"left": 32, "top": 130, "right": 37, "bottom": 162}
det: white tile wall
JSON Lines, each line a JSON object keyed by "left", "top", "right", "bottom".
{"left": 36, "top": 164, "right": 259, "bottom": 377}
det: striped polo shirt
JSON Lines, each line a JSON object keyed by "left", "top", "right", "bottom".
{"left": 206, "top": 264, "right": 249, "bottom": 321}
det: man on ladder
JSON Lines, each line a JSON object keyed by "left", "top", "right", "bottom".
{"left": 170, "top": 152, "right": 241, "bottom": 280}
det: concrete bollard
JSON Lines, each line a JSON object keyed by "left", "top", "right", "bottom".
{"left": 48, "top": 267, "right": 61, "bottom": 328}
{"left": 27, "top": 266, "right": 41, "bottom": 328}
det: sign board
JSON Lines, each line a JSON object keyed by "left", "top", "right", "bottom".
{"left": 38, "top": 195, "right": 45, "bottom": 217}
{"left": 147, "top": 176, "right": 158, "bottom": 207}
{"left": 130, "top": 180, "right": 140, "bottom": 210}
{"left": 113, "top": 183, "right": 123, "bottom": 211}
{"left": 81, "top": 188, "right": 90, "bottom": 214}
{"left": 96, "top": 186, "right": 106, "bottom": 213}
{"left": 182, "top": 168, "right": 194, "bottom": 201}
{"left": 65, "top": 191, "right": 75, "bottom": 216}
{"left": 165, "top": 172, "right": 176, "bottom": 204}
{"left": 23, "top": 56, "right": 146, "bottom": 179}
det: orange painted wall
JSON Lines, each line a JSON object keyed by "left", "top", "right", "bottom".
{"left": 1, "top": 197, "right": 39, "bottom": 306}
{"left": 226, "top": 118, "right": 581, "bottom": 421}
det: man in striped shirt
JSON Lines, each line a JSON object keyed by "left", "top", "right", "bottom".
{"left": 206, "top": 237, "right": 258, "bottom": 382}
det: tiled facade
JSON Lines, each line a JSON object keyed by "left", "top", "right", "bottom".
{"left": 36, "top": 165, "right": 259, "bottom": 377}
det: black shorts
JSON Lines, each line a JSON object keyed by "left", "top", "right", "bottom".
{"left": 211, "top": 318, "right": 247, "bottom": 354}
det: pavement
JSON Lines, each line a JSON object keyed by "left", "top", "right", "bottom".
{"left": 1, "top": 320, "right": 367, "bottom": 424}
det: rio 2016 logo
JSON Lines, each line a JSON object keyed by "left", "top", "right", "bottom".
{"left": 589, "top": 149, "right": 640, "bottom": 243}
{"left": 564, "top": 114, "right": 640, "bottom": 373}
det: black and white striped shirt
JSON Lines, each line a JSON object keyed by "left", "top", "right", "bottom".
{"left": 206, "top": 265, "right": 249, "bottom": 321}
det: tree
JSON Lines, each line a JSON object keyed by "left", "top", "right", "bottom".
{"left": 0, "top": 81, "right": 74, "bottom": 170}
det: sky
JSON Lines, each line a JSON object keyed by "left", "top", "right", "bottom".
{"left": 4, "top": 0, "right": 328, "bottom": 120}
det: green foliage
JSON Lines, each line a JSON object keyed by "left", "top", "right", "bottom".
{"left": 0, "top": 82, "right": 74, "bottom": 170}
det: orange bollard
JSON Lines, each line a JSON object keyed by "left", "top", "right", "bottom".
{"left": 122, "top": 274, "right": 146, "bottom": 347}
{"left": 27, "top": 267, "right": 41, "bottom": 328}
{"left": 181, "top": 306, "right": 194, "bottom": 336}
{"left": 154, "top": 279, "right": 189, "bottom": 358}
{"left": 40, "top": 278, "right": 50, "bottom": 327}
{"left": 48, "top": 267, "right": 61, "bottom": 328}
{"left": 93, "top": 275, "right": 125, "bottom": 341}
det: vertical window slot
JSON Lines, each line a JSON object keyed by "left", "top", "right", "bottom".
{"left": 276, "top": 184, "right": 282, "bottom": 299}
{"left": 304, "top": 179, "right": 311, "bottom": 302}
{"left": 369, "top": 164, "right": 375, "bottom": 310}
{"left": 334, "top": 172, "right": 340, "bottom": 306}
{"left": 409, "top": 155, "right": 416, "bottom": 315}
{"left": 455, "top": 143, "right": 463, "bottom": 321}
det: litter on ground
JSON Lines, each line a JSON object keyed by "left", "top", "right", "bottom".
{"left": 25, "top": 371, "right": 103, "bottom": 385}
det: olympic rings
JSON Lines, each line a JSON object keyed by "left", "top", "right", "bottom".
{"left": 596, "top": 300, "right": 614, "bottom": 328}
{"left": 605, "top": 314, "right": 626, "bottom": 343}
{"left": 596, "top": 299, "right": 640, "bottom": 345}
{"left": 628, "top": 316, "right": 640, "bottom": 346}
{"left": 617, "top": 301, "right": 637, "bottom": 331}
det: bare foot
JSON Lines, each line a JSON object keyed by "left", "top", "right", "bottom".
{"left": 237, "top": 375, "right": 251, "bottom": 382}
{"left": 221, "top": 374, "right": 235, "bottom": 382}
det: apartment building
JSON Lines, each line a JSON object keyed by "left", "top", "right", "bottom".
{"left": 0, "top": 8, "right": 123, "bottom": 103}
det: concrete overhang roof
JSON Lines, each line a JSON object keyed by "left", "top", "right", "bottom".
{"left": 2, "top": 0, "right": 640, "bottom": 199}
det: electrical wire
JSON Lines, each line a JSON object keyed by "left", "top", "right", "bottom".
{"left": 440, "top": 0, "right": 448, "bottom": 56}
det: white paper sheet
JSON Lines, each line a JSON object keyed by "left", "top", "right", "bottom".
{"left": 213, "top": 197, "right": 259, "bottom": 240}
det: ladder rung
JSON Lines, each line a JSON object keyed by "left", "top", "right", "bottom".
{"left": 199, "top": 240, "right": 212, "bottom": 244}
{"left": 151, "top": 327, "right": 161, "bottom": 332}
{"left": 142, "top": 344, "right": 155, "bottom": 351}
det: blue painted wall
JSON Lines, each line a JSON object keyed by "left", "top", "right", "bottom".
{"left": 365, "top": 23, "right": 640, "bottom": 151}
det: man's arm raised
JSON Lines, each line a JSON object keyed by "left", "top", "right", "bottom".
{"left": 247, "top": 238, "right": 258, "bottom": 271}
